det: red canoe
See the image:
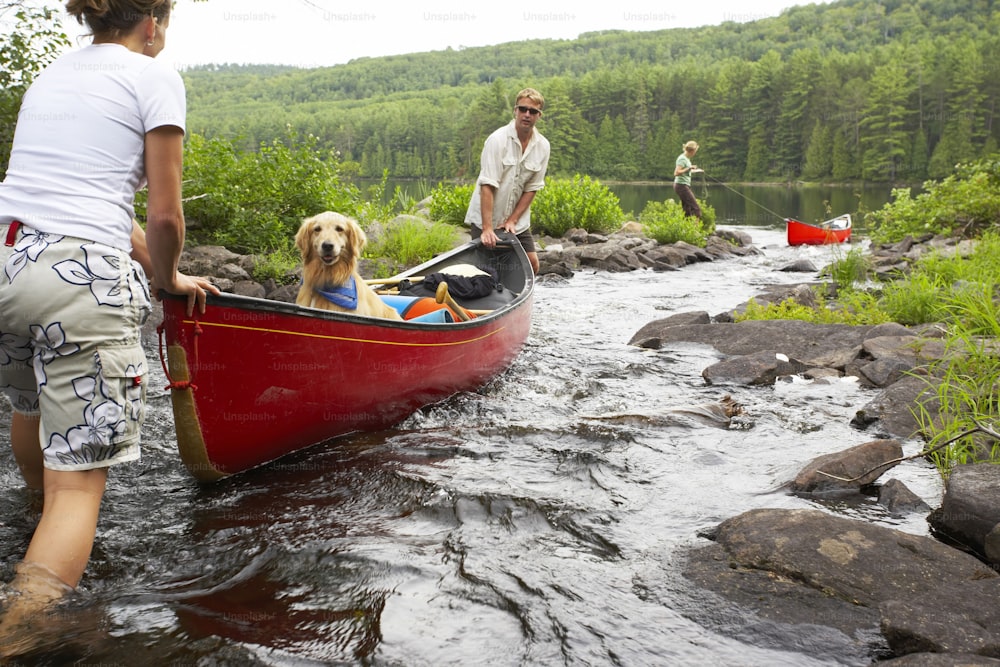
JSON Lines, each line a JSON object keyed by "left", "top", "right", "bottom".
{"left": 786, "top": 214, "right": 852, "bottom": 246}
{"left": 158, "top": 239, "right": 533, "bottom": 482}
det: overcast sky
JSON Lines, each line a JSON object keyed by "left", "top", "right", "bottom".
{"left": 47, "top": 0, "right": 832, "bottom": 69}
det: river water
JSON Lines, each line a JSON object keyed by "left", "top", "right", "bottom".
{"left": 0, "top": 224, "right": 943, "bottom": 665}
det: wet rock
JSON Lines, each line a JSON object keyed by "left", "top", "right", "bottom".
{"left": 233, "top": 280, "right": 266, "bottom": 298}
{"left": 878, "top": 479, "right": 931, "bottom": 515}
{"left": 536, "top": 251, "right": 577, "bottom": 277}
{"left": 779, "top": 259, "right": 819, "bottom": 272}
{"left": 852, "top": 374, "right": 938, "bottom": 439}
{"left": 680, "top": 541, "right": 885, "bottom": 661}
{"left": 629, "top": 319, "right": 883, "bottom": 369}
{"left": 702, "top": 508, "right": 996, "bottom": 605}
{"left": 269, "top": 284, "right": 299, "bottom": 303}
{"left": 672, "top": 240, "right": 714, "bottom": 263}
{"left": 713, "top": 228, "right": 753, "bottom": 247}
{"left": 577, "top": 242, "right": 644, "bottom": 272}
{"left": 702, "top": 350, "right": 809, "bottom": 386}
{"left": 754, "top": 282, "right": 823, "bottom": 310}
{"left": 583, "top": 395, "right": 744, "bottom": 429}
{"left": 928, "top": 464, "right": 1000, "bottom": 566}
{"left": 791, "top": 439, "right": 903, "bottom": 493}
{"left": 704, "top": 235, "right": 753, "bottom": 259}
{"left": 875, "top": 655, "right": 1000, "bottom": 666}
{"left": 858, "top": 335, "right": 949, "bottom": 388}
{"left": 179, "top": 245, "right": 243, "bottom": 276}
{"left": 641, "top": 245, "right": 689, "bottom": 270}
{"left": 880, "top": 578, "right": 1000, "bottom": 658}
{"left": 684, "top": 508, "right": 997, "bottom": 662}
{"left": 804, "top": 367, "right": 843, "bottom": 380}
{"left": 859, "top": 357, "right": 918, "bottom": 388}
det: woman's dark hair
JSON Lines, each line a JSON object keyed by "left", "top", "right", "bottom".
{"left": 65, "top": 0, "right": 172, "bottom": 37}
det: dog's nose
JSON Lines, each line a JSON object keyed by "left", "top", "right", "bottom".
{"left": 321, "top": 241, "right": 334, "bottom": 253}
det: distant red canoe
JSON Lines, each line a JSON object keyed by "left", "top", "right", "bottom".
{"left": 159, "top": 238, "right": 533, "bottom": 482}
{"left": 786, "top": 214, "right": 852, "bottom": 246}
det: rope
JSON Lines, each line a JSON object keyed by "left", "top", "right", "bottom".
{"left": 157, "top": 320, "right": 201, "bottom": 392}
{"left": 700, "top": 172, "right": 788, "bottom": 222}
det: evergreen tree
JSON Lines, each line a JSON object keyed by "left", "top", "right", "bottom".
{"left": 538, "top": 79, "right": 587, "bottom": 177}
{"left": 774, "top": 48, "right": 821, "bottom": 178}
{"left": 802, "top": 120, "right": 833, "bottom": 180}
{"left": 831, "top": 128, "right": 858, "bottom": 181}
{"left": 909, "top": 127, "right": 929, "bottom": 179}
{"left": 741, "top": 51, "right": 784, "bottom": 178}
{"left": 744, "top": 129, "right": 769, "bottom": 182}
{"left": 696, "top": 61, "right": 750, "bottom": 182}
{"left": 455, "top": 79, "right": 511, "bottom": 178}
{"left": 859, "top": 62, "right": 914, "bottom": 181}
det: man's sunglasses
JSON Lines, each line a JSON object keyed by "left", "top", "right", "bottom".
{"left": 515, "top": 105, "right": 541, "bottom": 116}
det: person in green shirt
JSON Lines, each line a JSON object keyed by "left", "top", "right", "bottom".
{"left": 673, "top": 140, "right": 702, "bottom": 219}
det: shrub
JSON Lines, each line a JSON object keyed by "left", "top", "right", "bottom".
{"left": 823, "top": 246, "right": 872, "bottom": 291}
{"left": 867, "top": 156, "right": 1000, "bottom": 243}
{"left": 249, "top": 246, "right": 300, "bottom": 285}
{"left": 639, "top": 199, "right": 716, "bottom": 246}
{"left": 531, "top": 175, "right": 625, "bottom": 237}
{"left": 428, "top": 182, "right": 475, "bottom": 224}
{"left": 165, "top": 130, "right": 362, "bottom": 254}
{"left": 365, "top": 219, "right": 459, "bottom": 271}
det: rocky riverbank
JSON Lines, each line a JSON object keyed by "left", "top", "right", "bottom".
{"left": 175, "top": 225, "right": 1000, "bottom": 665}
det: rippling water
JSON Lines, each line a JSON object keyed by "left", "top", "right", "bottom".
{"left": 1, "top": 226, "right": 943, "bottom": 665}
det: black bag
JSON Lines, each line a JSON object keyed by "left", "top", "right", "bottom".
{"left": 420, "top": 271, "right": 499, "bottom": 300}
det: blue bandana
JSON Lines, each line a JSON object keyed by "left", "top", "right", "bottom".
{"left": 316, "top": 277, "right": 358, "bottom": 309}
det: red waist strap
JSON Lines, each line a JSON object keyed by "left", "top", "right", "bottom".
{"left": 5, "top": 220, "right": 22, "bottom": 247}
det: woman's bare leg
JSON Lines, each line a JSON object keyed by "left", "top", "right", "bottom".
{"left": 10, "top": 413, "right": 43, "bottom": 491}
{"left": 22, "top": 467, "right": 108, "bottom": 590}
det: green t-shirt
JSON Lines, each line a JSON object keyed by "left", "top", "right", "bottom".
{"left": 675, "top": 153, "right": 692, "bottom": 185}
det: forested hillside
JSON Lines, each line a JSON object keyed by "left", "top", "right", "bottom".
{"left": 182, "top": 0, "right": 999, "bottom": 184}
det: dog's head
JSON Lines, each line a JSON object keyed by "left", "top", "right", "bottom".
{"left": 295, "top": 211, "right": 366, "bottom": 267}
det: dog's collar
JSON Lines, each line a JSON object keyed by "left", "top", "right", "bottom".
{"left": 316, "top": 276, "right": 358, "bottom": 309}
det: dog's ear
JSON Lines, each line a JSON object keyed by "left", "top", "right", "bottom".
{"left": 295, "top": 217, "right": 315, "bottom": 258}
{"left": 348, "top": 219, "right": 367, "bottom": 259}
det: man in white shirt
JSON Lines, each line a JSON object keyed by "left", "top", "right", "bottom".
{"left": 465, "top": 88, "right": 550, "bottom": 274}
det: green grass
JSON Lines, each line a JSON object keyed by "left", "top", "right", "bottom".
{"left": 364, "top": 219, "right": 460, "bottom": 276}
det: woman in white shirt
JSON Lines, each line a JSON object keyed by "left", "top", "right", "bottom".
{"left": 0, "top": 0, "right": 218, "bottom": 632}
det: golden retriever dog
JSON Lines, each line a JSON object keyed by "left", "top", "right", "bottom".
{"left": 295, "top": 212, "right": 402, "bottom": 320}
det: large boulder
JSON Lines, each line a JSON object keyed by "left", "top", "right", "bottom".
{"left": 929, "top": 464, "right": 1000, "bottom": 566}
{"left": 683, "top": 508, "right": 1000, "bottom": 661}
{"left": 791, "top": 439, "right": 903, "bottom": 493}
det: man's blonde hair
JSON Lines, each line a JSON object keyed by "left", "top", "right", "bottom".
{"left": 515, "top": 88, "right": 545, "bottom": 110}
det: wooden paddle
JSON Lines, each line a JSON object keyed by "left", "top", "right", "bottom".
{"left": 363, "top": 276, "right": 424, "bottom": 287}
{"left": 435, "top": 282, "right": 472, "bottom": 322}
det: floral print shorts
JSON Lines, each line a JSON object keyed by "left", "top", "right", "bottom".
{"left": 0, "top": 225, "right": 151, "bottom": 471}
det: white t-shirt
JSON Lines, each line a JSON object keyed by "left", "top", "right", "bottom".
{"left": 0, "top": 43, "right": 186, "bottom": 252}
{"left": 465, "top": 120, "right": 550, "bottom": 235}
